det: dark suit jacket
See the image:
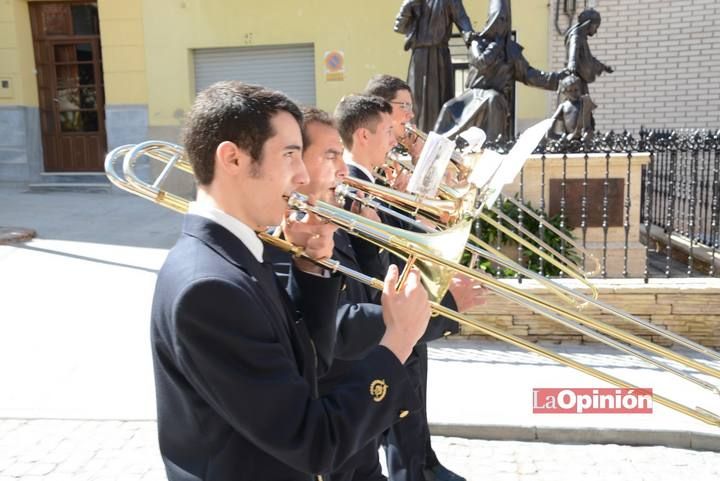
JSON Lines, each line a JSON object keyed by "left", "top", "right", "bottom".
{"left": 265, "top": 230, "right": 390, "bottom": 481}
{"left": 346, "top": 165, "right": 460, "bottom": 341}
{"left": 265, "top": 229, "right": 386, "bottom": 362}
{"left": 151, "top": 215, "right": 420, "bottom": 481}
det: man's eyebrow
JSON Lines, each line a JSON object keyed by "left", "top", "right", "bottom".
{"left": 326, "top": 148, "right": 344, "bottom": 156}
{"left": 284, "top": 144, "right": 302, "bottom": 151}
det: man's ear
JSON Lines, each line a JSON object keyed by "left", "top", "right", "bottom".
{"left": 215, "top": 141, "right": 251, "bottom": 177}
{"left": 353, "top": 128, "right": 367, "bottom": 149}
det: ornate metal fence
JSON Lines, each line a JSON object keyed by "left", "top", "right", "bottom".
{"left": 639, "top": 129, "right": 720, "bottom": 279}
{"left": 476, "top": 129, "right": 720, "bottom": 281}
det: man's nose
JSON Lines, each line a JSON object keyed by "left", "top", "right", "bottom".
{"left": 293, "top": 159, "right": 310, "bottom": 186}
{"left": 336, "top": 158, "right": 349, "bottom": 179}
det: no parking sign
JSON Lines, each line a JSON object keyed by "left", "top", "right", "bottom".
{"left": 324, "top": 50, "right": 344, "bottom": 81}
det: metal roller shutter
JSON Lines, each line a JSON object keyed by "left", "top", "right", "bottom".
{"left": 193, "top": 44, "right": 316, "bottom": 106}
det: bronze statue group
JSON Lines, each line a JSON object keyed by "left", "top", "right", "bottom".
{"left": 149, "top": 2, "right": 612, "bottom": 481}
{"left": 397, "top": 0, "right": 612, "bottom": 142}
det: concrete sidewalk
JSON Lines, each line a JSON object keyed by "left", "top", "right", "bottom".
{"left": 1, "top": 184, "right": 719, "bottom": 452}
{"left": 426, "top": 339, "right": 720, "bottom": 451}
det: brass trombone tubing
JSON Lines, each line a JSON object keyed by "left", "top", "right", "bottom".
{"left": 466, "top": 234, "right": 720, "bottom": 365}
{"left": 403, "top": 123, "right": 469, "bottom": 177}
{"left": 472, "top": 212, "right": 598, "bottom": 298}
{"left": 296, "top": 196, "right": 720, "bottom": 378}
{"left": 344, "top": 175, "right": 593, "bottom": 294}
{"left": 105, "top": 145, "right": 136, "bottom": 191}
{"left": 395, "top": 126, "right": 601, "bottom": 277}
{"left": 500, "top": 194, "right": 602, "bottom": 277}
{"left": 339, "top": 184, "right": 582, "bottom": 307}
{"left": 335, "top": 184, "right": 430, "bottom": 232}
{"left": 121, "top": 143, "right": 190, "bottom": 214}
{"left": 268, "top": 203, "right": 720, "bottom": 427}
{"left": 479, "top": 209, "right": 587, "bottom": 278}
{"left": 342, "top": 175, "right": 720, "bottom": 363}
{"left": 123, "top": 140, "right": 720, "bottom": 367}
{"left": 333, "top": 187, "right": 720, "bottom": 392}
{"left": 346, "top": 175, "right": 599, "bottom": 301}
{"left": 106, "top": 142, "right": 720, "bottom": 426}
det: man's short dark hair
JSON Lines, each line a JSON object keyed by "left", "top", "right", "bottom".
{"left": 334, "top": 95, "right": 392, "bottom": 150}
{"left": 300, "top": 106, "right": 335, "bottom": 152}
{"left": 183, "top": 80, "right": 302, "bottom": 185}
{"left": 363, "top": 74, "right": 412, "bottom": 102}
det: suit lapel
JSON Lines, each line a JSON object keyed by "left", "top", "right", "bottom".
{"left": 347, "top": 164, "right": 373, "bottom": 183}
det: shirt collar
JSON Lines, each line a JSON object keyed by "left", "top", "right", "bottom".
{"left": 344, "top": 151, "right": 376, "bottom": 183}
{"left": 188, "top": 201, "right": 264, "bottom": 263}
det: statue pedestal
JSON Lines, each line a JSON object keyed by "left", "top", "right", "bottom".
{"left": 502, "top": 152, "right": 651, "bottom": 278}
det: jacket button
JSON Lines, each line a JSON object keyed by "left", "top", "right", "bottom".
{"left": 398, "top": 410, "right": 410, "bottom": 419}
{"left": 443, "top": 330, "right": 452, "bottom": 337}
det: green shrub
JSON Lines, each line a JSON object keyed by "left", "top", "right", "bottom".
{"left": 471, "top": 197, "right": 581, "bottom": 277}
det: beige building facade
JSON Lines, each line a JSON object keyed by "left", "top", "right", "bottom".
{"left": 0, "top": 0, "right": 552, "bottom": 185}
{"left": 2, "top": 0, "right": 717, "bottom": 186}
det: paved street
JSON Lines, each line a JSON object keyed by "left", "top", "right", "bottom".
{"left": 1, "top": 420, "right": 720, "bottom": 481}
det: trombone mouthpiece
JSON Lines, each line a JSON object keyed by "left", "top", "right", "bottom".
{"left": 334, "top": 183, "right": 350, "bottom": 197}
{"left": 287, "top": 192, "right": 309, "bottom": 210}
{"left": 404, "top": 123, "right": 427, "bottom": 141}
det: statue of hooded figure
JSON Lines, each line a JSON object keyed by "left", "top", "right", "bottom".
{"left": 394, "top": 0, "right": 474, "bottom": 133}
{"left": 434, "top": 0, "right": 565, "bottom": 141}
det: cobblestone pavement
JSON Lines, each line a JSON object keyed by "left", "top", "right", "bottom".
{"left": 2, "top": 420, "right": 719, "bottom": 481}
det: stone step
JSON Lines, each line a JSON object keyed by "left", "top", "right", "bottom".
{"left": 28, "top": 182, "right": 111, "bottom": 193}
{"left": 38, "top": 172, "right": 109, "bottom": 184}
{"left": 28, "top": 172, "right": 111, "bottom": 192}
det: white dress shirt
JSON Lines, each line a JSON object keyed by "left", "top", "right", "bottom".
{"left": 344, "top": 152, "right": 375, "bottom": 182}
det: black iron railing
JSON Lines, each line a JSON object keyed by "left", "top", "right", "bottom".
{"left": 639, "top": 129, "right": 720, "bottom": 278}
{"left": 474, "top": 130, "right": 720, "bottom": 281}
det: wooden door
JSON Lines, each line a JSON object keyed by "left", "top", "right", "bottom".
{"left": 29, "top": 2, "right": 106, "bottom": 172}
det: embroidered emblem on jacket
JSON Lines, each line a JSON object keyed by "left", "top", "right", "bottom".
{"left": 370, "top": 379, "right": 388, "bottom": 402}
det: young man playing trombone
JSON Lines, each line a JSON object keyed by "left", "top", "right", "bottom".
{"left": 365, "top": 74, "right": 424, "bottom": 163}
{"left": 266, "top": 105, "right": 407, "bottom": 481}
{"left": 335, "top": 94, "right": 485, "bottom": 481}
{"left": 150, "top": 81, "right": 433, "bottom": 481}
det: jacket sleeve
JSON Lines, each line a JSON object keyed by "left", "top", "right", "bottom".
{"left": 264, "top": 243, "right": 339, "bottom": 376}
{"left": 288, "top": 264, "right": 342, "bottom": 376}
{"left": 334, "top": 302, "right": 386, "bottom": 360}
{"left": 173, "top": 277, "right": 421, "bottom": 475}
{"left": 419, "top": 291, "right": 461, "bottom": 343}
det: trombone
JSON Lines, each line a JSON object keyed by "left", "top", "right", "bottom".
{"left": 392, "top": 123, "right": 602, "bottom": 279}
{"left": 121, "top": 141, "right": 720, "bottom": 365}
{"left": 106, "top": 141, "right": 720, "bottom": 427}
{"left": 339, "top": 167, "right": 720, "bottom": 365}
{"left": 343, "top": 175, "right": 598, "bottom": 302}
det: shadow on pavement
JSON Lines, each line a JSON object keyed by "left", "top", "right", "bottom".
{"left": 0, "top": 185, "right": 183, "bottom": 249}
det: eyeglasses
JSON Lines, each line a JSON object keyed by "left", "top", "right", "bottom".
{"left": 390, "top": 101, "right": 414, "bottom": 113}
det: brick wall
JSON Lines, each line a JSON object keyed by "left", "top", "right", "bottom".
{"left": 459, "top": 278, "right": 720, "bottom": 348}
{"left": 547, "top": 0, "right": 720, "bottom": 132}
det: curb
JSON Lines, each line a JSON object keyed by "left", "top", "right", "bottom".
{"left": 429, "top": 423, "right": 720, "bottom": 452}
{"left": 0, "top": 226, "right": 36, "bottom": 244}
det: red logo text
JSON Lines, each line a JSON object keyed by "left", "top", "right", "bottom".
{"left": 533, "top": 388, "right": 653, "bottom": 414}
